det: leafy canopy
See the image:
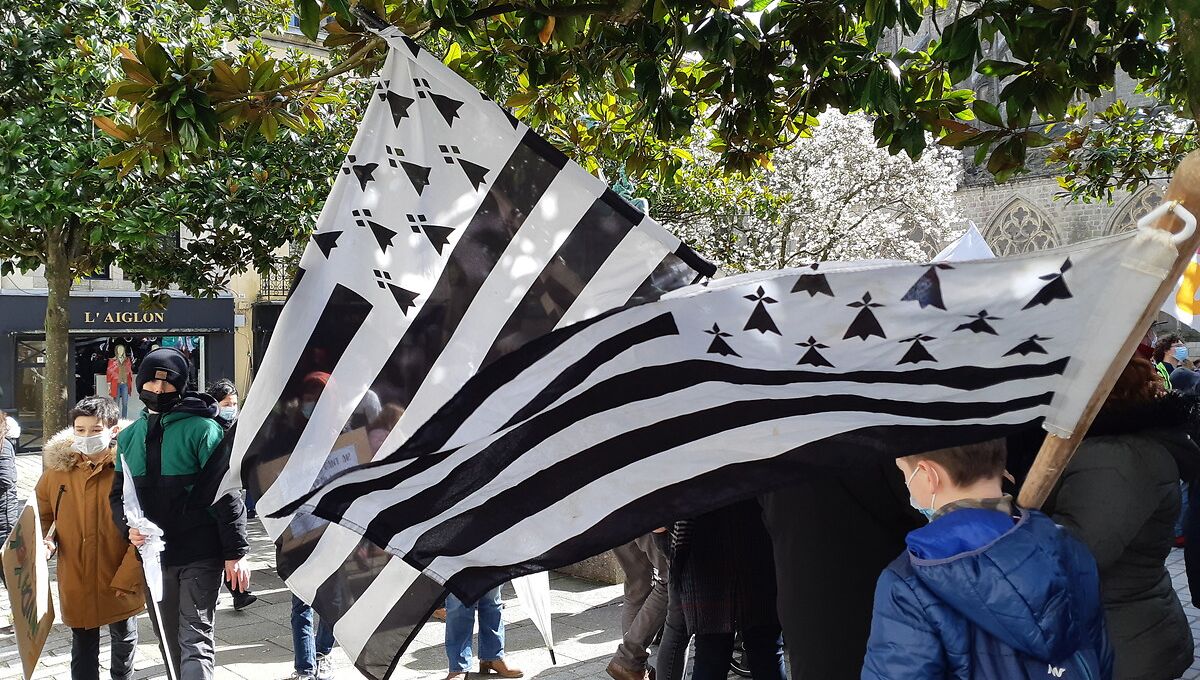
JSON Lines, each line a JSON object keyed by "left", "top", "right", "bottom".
{"left": 0, "top": 0, "right": 363, "bottom": 300}
{"left": 98, "top": 0, "right": 1200, "bottom": 190}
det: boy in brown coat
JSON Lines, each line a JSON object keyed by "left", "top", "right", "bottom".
{"left": 37, "top": 396, "right": 145, "bottom": 680}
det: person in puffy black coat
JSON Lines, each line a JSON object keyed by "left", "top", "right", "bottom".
{"left": 1042, "top": 353, "right": 1196, "bottom": 680}
{"left": 863, "top": 438, "right": 1112, "bottom": 679}
{"left": 0, "top": 417, "right": 19, "bottom": 542}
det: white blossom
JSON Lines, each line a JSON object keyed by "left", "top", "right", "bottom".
{"left": 672, "top": 112, "right": 963, "bottom": 272}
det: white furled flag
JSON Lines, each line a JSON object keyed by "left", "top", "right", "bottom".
{"left": 280, "top": 226, "right": 1180, "bottom": 612}
{"left": 216, "top": 26, "right": 712, "bottom": 680}
{"left": 933, "top": 221, "right": 994, "bottom": 262}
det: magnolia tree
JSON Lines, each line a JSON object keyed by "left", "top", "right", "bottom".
{"left": 669, "top": 113, "right": 964, "bottom": 273}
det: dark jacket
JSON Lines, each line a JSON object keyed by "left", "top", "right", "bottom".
{"left": 1170, "top": 366, "right": 1200, "bottom": 396}
{"left": 109, "top": 393, "right": 248, "bottom": 566}
{"left": 1043, "top": 409, "right": 1196, "bottom": 680}
{"left": 760, "top": 459, "right": 921, "bottom": 680}
{"left": 0, "top": 438, "right": 18, "bottom": 540}
{"left": 673, "top": 499, "right": 779, "bottom": 635}
{"left": 862, "top": 508, "right": 1113, "bottom": 679}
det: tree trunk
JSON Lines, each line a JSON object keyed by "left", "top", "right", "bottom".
{"left": 1168, "top": 0, "right": 1200, "bottom": 126}
{"left": 41, "top": 237, "right": 72, "bottom": 438}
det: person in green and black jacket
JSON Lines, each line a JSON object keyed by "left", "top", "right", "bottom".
{"left": 108, "top": 348, "right": 250, "bottom": 680}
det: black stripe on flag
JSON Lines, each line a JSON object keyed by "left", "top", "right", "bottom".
{"left": 243, "top": 284, "right": 372, "bottom": 499}
{"left": 479, "top": 189, "right": 645, "bottom": 369}
{"left": 672, "top": 241, "right": 717, "bottom": 280}
{"left": 626, "top": 252, "right": 696, "bottom": 306}
{"left": 442, "top": 419, "right": 1040, "bottom": 600}
{"left": 340, "top": 358, "right": 1064, "bottom": 559}
{"left": 356, "top": 572, "right": 446, "bottom": 679}
{"left": 342, "top": 129, "right": 570, "bottom": 430}
{"left": 405, "top": 391, "right": 1055, "bottom": 571}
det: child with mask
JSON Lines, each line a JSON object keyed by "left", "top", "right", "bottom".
{"left": 862, "top": 439, "right": 1113, "bottom": 679}
{"left": 37, "top": 396, "right": 145, "bottom": 680}
{"left": 109, "top": 348, "right": 250, "bottom": 680}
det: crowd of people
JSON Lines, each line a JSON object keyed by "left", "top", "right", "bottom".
{"left": 600, "top": 330, "right": 1200, "bottom": 680}
{"left": 3, "top": 331, "right": 1200, "bottom": 679}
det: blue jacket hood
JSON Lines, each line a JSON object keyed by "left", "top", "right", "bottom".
{"left": 906, "top": 509, "right": 1096, "bottom": 662}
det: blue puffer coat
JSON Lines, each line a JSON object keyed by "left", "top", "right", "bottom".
{"left": 862, "top": 507, "right": 1113, "bottom": 679}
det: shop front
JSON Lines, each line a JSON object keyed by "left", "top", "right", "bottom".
{"left": 0, "top": 292, "right": 235, "bottom": 451}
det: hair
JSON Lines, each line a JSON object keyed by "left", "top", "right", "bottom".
{"left": 1154, "top": 334, "right": 1182, "bottom": 364}
{"left": 1104, "top": 355, "right": 1163, "bottom": 406}
{"left": 207, "top": 378, "right": 237, "bottom": 402}
{"left": 70, "top": 396, "right": 120, "bottom": 428}
{"left": 901, "top": 438, "right": 1008, "bottom": 487}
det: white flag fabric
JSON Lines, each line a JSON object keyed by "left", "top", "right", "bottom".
{"left": 933, "top": 222, "right": 994, "bottom": 262}
{"left": 120, "top": 454, "right": 165, "bottom": 603}
{"left": 216, "top": 26, "right": 712, "bottom": 679}
{"left": 279, "top": 226, "right": 1178, "bottom": 609}
{"left": 511, "top": 573, "right": 555, "bottom": 664}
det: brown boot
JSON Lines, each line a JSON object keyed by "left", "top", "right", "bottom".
{"left": 479, "top": 659, "right": 523, "bottom": 678}
{"left": 445, "top": 674, "right": 466, "bottom": 680}
{"left": 606, "top": 660, "right": 648, "bottom": 680}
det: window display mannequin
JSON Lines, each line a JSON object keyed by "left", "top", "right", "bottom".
{"left": 106, "top": 344, "right": 134, "bottom": 418}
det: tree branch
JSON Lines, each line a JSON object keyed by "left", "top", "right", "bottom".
{"left": 242, "top": 38, "right": 385, "bottom": 99}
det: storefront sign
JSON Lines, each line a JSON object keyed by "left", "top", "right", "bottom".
{"left": 81, "top": 311, "right": 167, "bottom": 325}
{"left": 2, "top": 499, "right": 55, "bottom": 679}
{"left": 64, "top": 295, "right": 233, "bottom": 331}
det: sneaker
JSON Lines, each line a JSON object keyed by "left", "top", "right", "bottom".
{"left": 315, "top": 653, "right": 334, "bottom": 680}
{"left": 233, "top": 591, "right": 259, "bottom": 611}
{"left": 285, "top": 673, "right": 314, "bottom": 680}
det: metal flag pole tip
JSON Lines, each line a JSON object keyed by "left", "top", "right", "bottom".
{"left": 350, "top": 5, "right": 392, "bottom": 32}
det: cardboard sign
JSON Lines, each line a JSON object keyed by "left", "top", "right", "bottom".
{"left": 286, "top": 428, "right": 373, "bottom": 541}
{"left": 2, "top": 498, "right": 55, "bottom": 679}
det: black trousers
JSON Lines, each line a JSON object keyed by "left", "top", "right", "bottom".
{"left": 71, "top": 617, "right": 138, "bottom": 680}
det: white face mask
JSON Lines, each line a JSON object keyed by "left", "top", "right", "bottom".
{"left": 72, "top": 430, "right": 113, "bottom": 456}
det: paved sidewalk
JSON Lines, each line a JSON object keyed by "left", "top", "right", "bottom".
{"left": 0, "top": 453, "right": 628, "bottom": 680}
{"left": 6, "top": 450, "right": 1200, "bottom": 679}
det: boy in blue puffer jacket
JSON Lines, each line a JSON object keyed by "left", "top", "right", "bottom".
{"left": 862, "top": 439, "right": 1113, "bottom": 679}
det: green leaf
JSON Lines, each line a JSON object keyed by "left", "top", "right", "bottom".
{"left": 297, "top": 0, "right": 322, "bottom": 40}
{"left": 140, "top": 40, "right": 172, "bottom": 81}
{"left": 976, "top": 60, "right": 1027, "bottom": 78}
{"left": 744, "top": 0, "right": 773, "bottom": 11}
{"left": 1022, "top": 131, "right": 1053, "bottom": 147}
{"left": 972, "top": 100, "right": 1004, "bottom": 128}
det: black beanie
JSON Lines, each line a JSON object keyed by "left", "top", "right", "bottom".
{"left": 136, "top": 347, "right": 190, "bottom": 393}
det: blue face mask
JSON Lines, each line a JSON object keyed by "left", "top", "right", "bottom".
{"left": 1175, "top": 345, "right": 1189, "bottom": 362}
{"left": 906, "top": 467, "right": 936, "bottom": 521}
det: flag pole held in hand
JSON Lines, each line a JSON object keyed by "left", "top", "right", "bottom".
{"left": 1019, "top": 150, "right": 1200, "bottom": 509}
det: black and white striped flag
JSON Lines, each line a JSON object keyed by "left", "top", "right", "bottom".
{"left": 279, "top": 227, "right": 1180, "bottom": 609}
{"left": 217, "top": 27, "right": 712, "bottom": 680}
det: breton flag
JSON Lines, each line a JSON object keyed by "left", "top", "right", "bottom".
{"left": 217, "top": 25, "right": 712, "bottom": 680}
{"left": 280, "top": 227, "right": 1181, "bottom": 610}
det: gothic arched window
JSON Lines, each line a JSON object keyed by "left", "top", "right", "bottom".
{"left": 983, "top": 198, "right": 1062, "bottom": 255}
{"left": 1105, "top": 185, "right": 1166, "bottom": 236}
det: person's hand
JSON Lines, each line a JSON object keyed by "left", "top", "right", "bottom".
{"left": 43, "top": 538, "right": 56, "bottom": 557}
{"left": 224, "top": 558, "right": 251, "bottom": 592}
{"left": 129, "top": 528, "right": 146, "bottom": 547}
{"left": 652, "top": 527, "right": 668, "bottom": 534}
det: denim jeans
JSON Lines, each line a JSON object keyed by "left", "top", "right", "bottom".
{"left": 116, "top": 383, "right": 129, "bottom": 419}
{"left": 691, "top": 626, "right": 787, "bottom": 680}
{"left": 291, "top": 595, "right": 335, "bottom": 675}
{"left": 444, "top": 587, "right": 504, "bottom": 672}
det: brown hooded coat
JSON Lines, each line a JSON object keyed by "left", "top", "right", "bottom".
{"left": 35, "top": 427, "right": 145, "bottom": 629}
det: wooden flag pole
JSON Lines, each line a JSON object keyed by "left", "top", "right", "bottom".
{"left": 1019, "top": 149, "right": 1200, "bottom": 509}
